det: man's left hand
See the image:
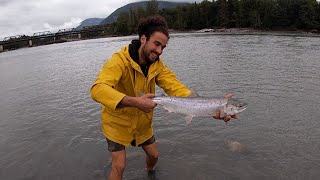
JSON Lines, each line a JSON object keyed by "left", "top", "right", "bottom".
{"left": 213, "top": 93, "right": 239, "bottom": 122}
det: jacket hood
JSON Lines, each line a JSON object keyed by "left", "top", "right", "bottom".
{"left": 129, "top": 39, "right": 140, "bottom": 64}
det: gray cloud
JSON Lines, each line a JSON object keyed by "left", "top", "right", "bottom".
{"left": 0, "top": 0, "right": 201, "bottom": 40}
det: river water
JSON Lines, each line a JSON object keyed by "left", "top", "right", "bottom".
{"left": 0, "top": 32, "right": 320, "bottom": 180}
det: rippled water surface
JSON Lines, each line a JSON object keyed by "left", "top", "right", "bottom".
{"left": 1, "top": 33, "right": 320, "bottom": 180}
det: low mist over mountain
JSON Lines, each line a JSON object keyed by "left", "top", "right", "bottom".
{"left": 75, "top": 18, "right": 104, "bottom": 30}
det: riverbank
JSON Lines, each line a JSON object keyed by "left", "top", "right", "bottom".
{"left": 171, "top": 28, "right": 320, "bottom": 37}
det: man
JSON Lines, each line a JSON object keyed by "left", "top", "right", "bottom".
{"left": 90, "top": 16, "right": 235, "bottom": 180}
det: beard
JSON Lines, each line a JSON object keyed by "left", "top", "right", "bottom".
{"left": 142, "top": 46, "right": 159, "bottom": 64}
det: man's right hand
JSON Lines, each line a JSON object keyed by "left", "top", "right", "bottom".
{"left": 118, "top": 93, "right": 156, "bottom": 113}
{"left": 134, "top": 93, "right": 157, "bottom": 112}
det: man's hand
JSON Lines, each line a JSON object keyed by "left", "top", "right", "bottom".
{"left": 213, "top": 93, "right": 239, "bottom": 122}
{"left": 135, "top": 93, "right": 157, "bottom": 113}
{"left": 118, "top": 93, "right": 156, "bottom": 113}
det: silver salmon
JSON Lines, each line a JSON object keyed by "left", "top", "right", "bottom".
{"left": 152, "top": 96, "right": 247, "bottom": 124}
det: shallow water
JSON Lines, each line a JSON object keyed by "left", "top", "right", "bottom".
{"left": 0, "top": 32, "right": 320, "bottom": 180}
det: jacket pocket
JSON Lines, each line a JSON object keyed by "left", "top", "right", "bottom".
{"left": 137, "top": 112, "right": 153, "bottom": 131}
{"left": 103, "top": 107, "right": 133, "bottom": 127}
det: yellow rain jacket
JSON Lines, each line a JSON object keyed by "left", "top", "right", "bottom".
{"left": 91, "top": 44, "right": 191, "bottom": 147}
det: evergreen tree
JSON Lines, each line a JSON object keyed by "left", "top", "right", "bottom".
{"left": 228, "top": 0, "right": 238, "bottom": 27}
{"left": 298, "top": 0, "right": 319, "bottom": 30}
{"left": 173, "top": 6, "right": 187, "bottom": 30}
{"left": 217, "top": 0, "right": 229, "bottom": 27}
{"left": 199, "top": 0, "right": 212, "bottom": 28}
{"left": 146, "top": 0, "right": 159, "bottom": 16}
{"left": 317, "top": 1, "right": 320, "bottom": 30}
{"left": 115, "top": 12, "right": 130, "bottom": 35}
{"left": 207, "top": 1, "right": 218, "bottom": 27}
{"left": 262, "top": 0, "right": 274, "bottom": 29}
{"left": 270, "top": 1, "right": 282, "bottom": 28}
{"left": 186, "top": 2, "right": 202, "bottom": 29}
{"left": 237, "top": 0, "right": 252, "bottom": 27}
{"left": 159, "top": 8, "right": 176, "bottom": 28}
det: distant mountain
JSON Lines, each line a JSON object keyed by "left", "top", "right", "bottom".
{"left": 75, "top": 18, "right": 104, "bottom": 30}
{"left": 99, "top": 1, "right": 190, "bottom": 25}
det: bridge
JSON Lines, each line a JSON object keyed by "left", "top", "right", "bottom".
{"left": 0, "top": 24, "right": 111, "bottom": 52}
{"left": 0, "top": 35, "right": 30, "bottom": 51}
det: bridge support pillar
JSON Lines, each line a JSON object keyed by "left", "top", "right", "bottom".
{"left": 78, "top": 33, "right": 81, "bottom": 39}
{"left": 29, "top": 40, "right": 33, "bottom": 47}
{"left": 0, "top": 45, "right": 3, "bottom": 52}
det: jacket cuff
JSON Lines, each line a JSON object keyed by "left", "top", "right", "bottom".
{"left": 108, "top": 91, "right": 126, "bottom": 110}
{"left": 91, "top": 83, "right": 126, "bottom": 111}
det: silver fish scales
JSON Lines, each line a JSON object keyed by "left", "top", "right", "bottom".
{"left": 152, "top": 96, "right": 247, "bottom": 124}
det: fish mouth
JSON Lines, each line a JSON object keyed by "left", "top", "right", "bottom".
{"left": 237, "top": 103, "right": 248, "bottom": 113}
{"left": 228, "top": 99, "right": 248, "bottom": 113}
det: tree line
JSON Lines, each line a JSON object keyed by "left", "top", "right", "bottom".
{"left": 106, "top": 0, "right": 320, "bottom": 35}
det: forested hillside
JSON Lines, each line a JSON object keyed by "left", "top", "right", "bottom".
{"left": 106, "top": 0, "right": 320, "bottom": 35}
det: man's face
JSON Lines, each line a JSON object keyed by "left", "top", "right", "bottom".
{"left": 140, "top": 31, "right": 168, "bottom": 64}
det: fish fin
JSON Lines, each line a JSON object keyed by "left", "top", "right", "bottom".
{"left": 160, "top": 93, "right": 167, "bottom": 97}
{"left": 184, "top": 116, "right": 193, "bottom": 125}
{"left": 162, "top": 106, "right": 174, "bottom": 113}
{"left": 189, "top": 89, "right": 199, "bottom": 97}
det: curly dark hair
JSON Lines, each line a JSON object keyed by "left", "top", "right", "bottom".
{"left": 137, "top": 15, "right": 169, "bottom": 40}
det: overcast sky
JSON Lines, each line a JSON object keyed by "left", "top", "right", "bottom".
{"left": 0, "top": 0, "right": 202, "bottom": 40}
